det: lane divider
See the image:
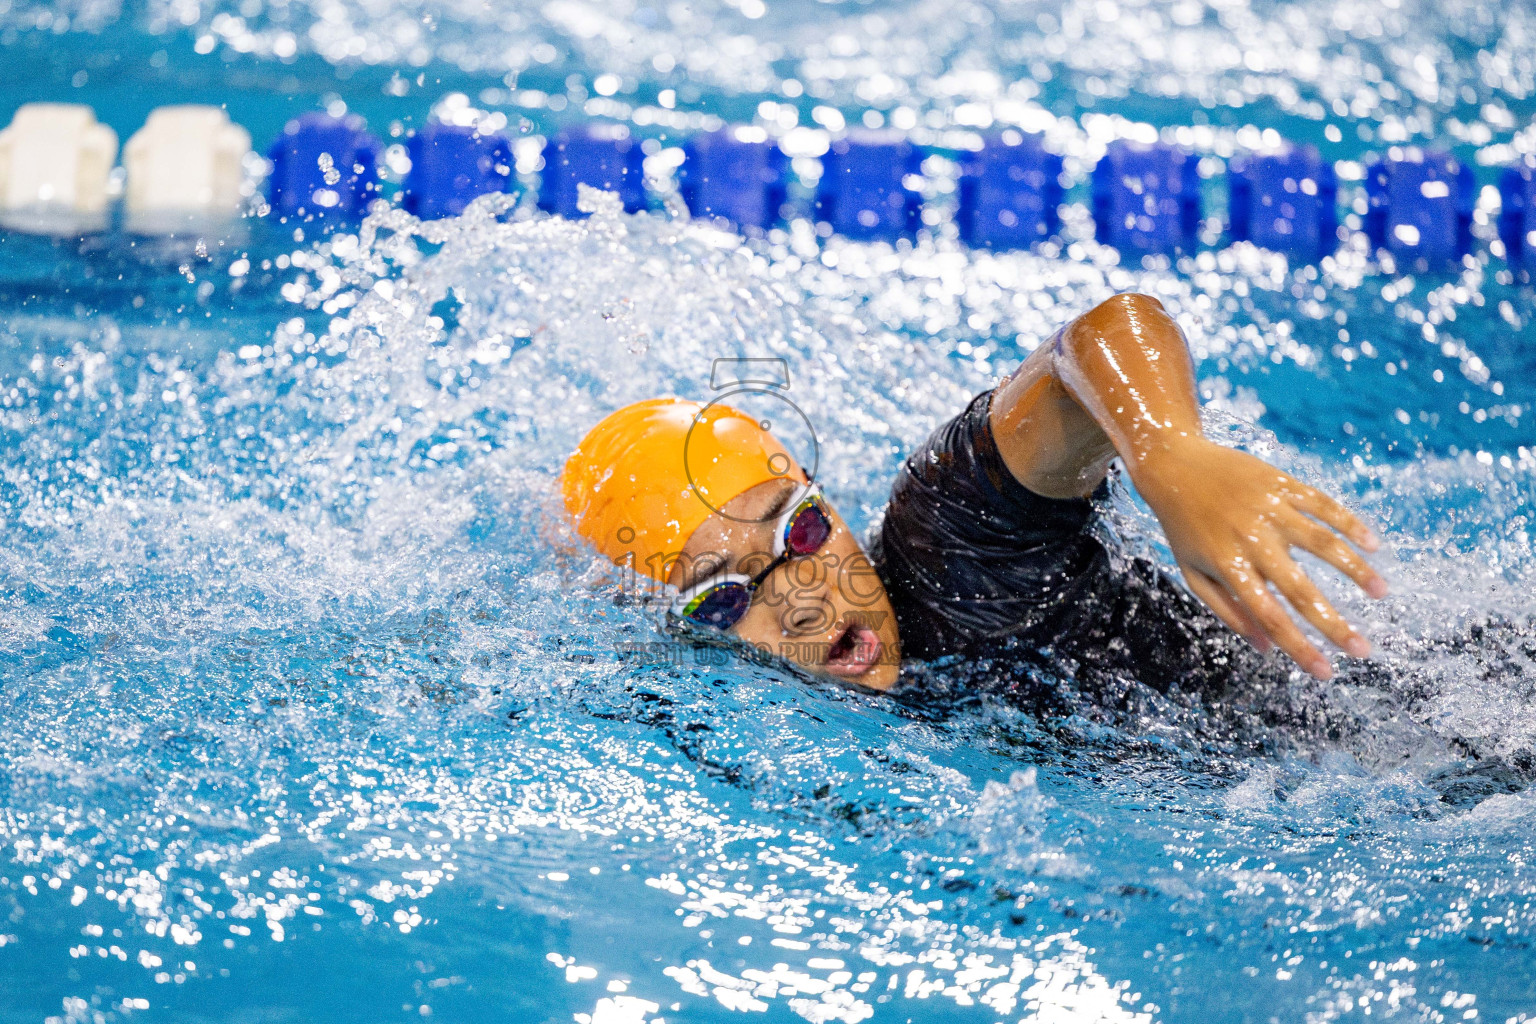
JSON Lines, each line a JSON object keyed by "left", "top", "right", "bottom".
{"left": 816, "top": 131, "right": 923, "bottom": 242}
{"left": 679, "top": 126, "right": 787, "bottom": 236}
{"left": 957, "top": 130, "right": 1063, "bottom": 250}
{"left": 0, "top": 102, "right": 117, "bottom": 235}
{"left": 1500, "top": 160, "right": 1536, "bottom": 270}
{"left": 0, "top": 101, "right": 1529, "bottom": 274}
{"left": 539, "top": 124, "right": 646, "bottom": 218}
{"left": 403, "top": 121, "right": 514, "bottom": 220}
{"left": 1229, "top": 144, "right": 1337, "bottom": 262}
{"left": 1091, "top": 140, "right": 1201, "bottom": 255}
{"left": 1365, "top": 150, "right": 1475, "bottom": 266}
{"left": 122, "top": 105, "right": 252, "bottom": 235}
{"left": 268, "top": 112, "right": 381, "bottom": 221}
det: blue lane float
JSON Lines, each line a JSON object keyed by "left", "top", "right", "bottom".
{"left": 956, "top": 130, "right": 1063, "bottom": 250}
{"left": 1498, "top": 157, "right": 1535, "bottom": 272}
{"left": 267, "top": 112, "right": 381, "bottom": 222}
{"left": 816, "top": 133, "right": 923, "bottom": 242}
{"left": 1364, "top": 149, "right": 1474, "bottom": 268}
{"left": 1228, "top": 144, "right": 1337, "bottom": 261}
{"left": 1091, "top": 140, "right": 1201, "bottom": 254}
{"left": 539, "top": 125, "right": 647, "bottom": 218}
{"left": 402, "top": 122, "right": 515, "bottom": 220}
{"left": 678, "top": 128, "right": 788, "bottom": 234}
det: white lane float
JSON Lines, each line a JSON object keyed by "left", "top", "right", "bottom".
{"left": 0, "top": 102, "right": 119, "bottom": 235}
{"left": 123, "top": 105, "right": 254, "bottom": 234}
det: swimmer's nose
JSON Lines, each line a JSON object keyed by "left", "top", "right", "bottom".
{"left": 781, "top": 598, "right": 837, "bottom": 637}
{"left": 768, "top": 555, "right": 841, "bottom": 638}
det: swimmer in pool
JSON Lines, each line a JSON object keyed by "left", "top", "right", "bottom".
{"left": 561, "top": 292, "right": 1389, "bottom": 696}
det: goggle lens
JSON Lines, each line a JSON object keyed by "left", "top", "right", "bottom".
{"left": 673, "top": 490, "right": 834, "bottom": 633}
{"left": 784, "top": 501, "right": 832, "bottom": 556}
{"left": 682, "top": 582, "right": 753, "bottom": 629}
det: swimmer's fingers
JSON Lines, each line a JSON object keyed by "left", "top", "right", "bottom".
{"left": 1258, "top": 550, "right": 1371, "bottom": 660}
{"left": 1281, "top": 510, "right": 1389, "bottom": 600}
{"left": 1181, "top": 564, "right": 1272, "bottom": 654}
{"left": 1223, "top": 560, "right": 1332, "bottom": 679}
{"left": 1284, "top": 481, "right": 1380, "bottom": 553}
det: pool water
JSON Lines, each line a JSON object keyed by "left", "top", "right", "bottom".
{"left": 3, "top": 1, "right": 1536, "bottom": 1022}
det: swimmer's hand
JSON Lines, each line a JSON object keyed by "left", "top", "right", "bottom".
{"left": 1130, "top": 436, "right": 1388, "bottom": 679}
{"left": 993, "top": 292, "right": 1388, "bottom": 681}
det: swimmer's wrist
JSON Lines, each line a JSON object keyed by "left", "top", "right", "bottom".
{"left": 1121, "top": 431, "right": 1207, "bottom": 488}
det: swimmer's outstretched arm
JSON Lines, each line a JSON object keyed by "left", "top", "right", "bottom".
{"left": 990, "top": 292, "right": 1388, "bottom": 680}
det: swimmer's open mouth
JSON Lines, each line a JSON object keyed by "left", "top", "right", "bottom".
{"left": 822, "top": 623, "right": 883, "bottom": 678}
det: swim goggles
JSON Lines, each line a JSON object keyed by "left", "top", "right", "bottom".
{"left": 669, "top": 485, "right": 833, "bottom": 632}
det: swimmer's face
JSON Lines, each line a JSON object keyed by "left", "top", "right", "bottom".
{"left": 669, "top": 475, "right": 902, "bottom": 691}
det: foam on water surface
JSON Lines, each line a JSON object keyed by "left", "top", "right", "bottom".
{"left": 0, "top": 189, "right": 1535, "bottom": 1021}
{"left": 92, "top": 0, "right": 1536, "bottom": 149}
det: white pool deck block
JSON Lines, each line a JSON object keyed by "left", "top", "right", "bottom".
{"left": 124, "top": 105, "right": 253, "bottom": 233}
{"left": 0, "top": 103, "right": 119, "bottom": 234}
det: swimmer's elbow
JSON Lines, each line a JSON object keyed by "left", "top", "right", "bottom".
{"left": 1075, "top": 292, "right": 1183, "bottom": 351}
{"left": 1096, "top": 291, "right": 1167, "bottom": 319}
{"left": 1048, "top": 293, "right": 1189, "bottom": 387}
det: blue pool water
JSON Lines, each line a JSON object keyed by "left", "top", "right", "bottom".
{"left": 4, "top": 1, "right": 1536, "bottom": 1022}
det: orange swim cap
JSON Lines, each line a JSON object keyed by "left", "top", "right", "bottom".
{"left": 561, "top": 397, "right": 796, "bottom": 582}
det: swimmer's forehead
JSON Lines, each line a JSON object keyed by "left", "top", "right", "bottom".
{"left": 671, "top": 477, "right": 805, "bottom": 588}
